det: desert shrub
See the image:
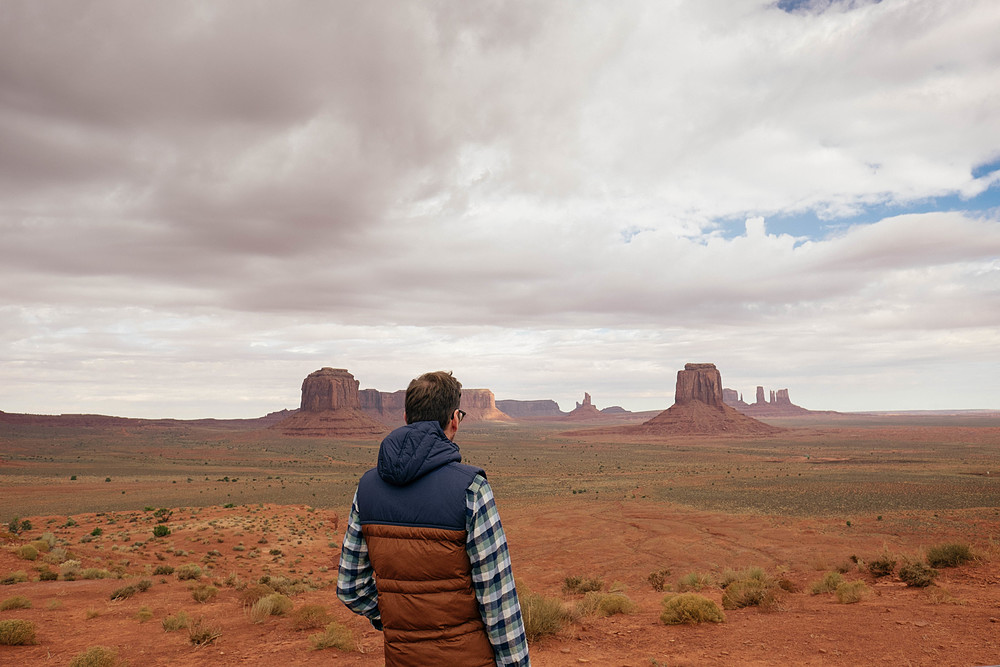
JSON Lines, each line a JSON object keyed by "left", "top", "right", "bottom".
{"left": 522, "top": 591, "right": 569, "bottom": 642}
{"left": 176, "top": 564, "right": 202, "bottom": 580}
{"left": 152, "top": 525, "right": 170, "bottom": 538}
{"left": 0, "top": 595, "right": 31, "bottom": 610}
{"left": 162, "top": 610, "right": 191, "bottom": 632}
{"left": 309, "top": 621, "right": 355, "bottom": 651}
{"left": 152, "top": 565, "right": 174, "bottom": 576}
{"left": 292, "top": 604, "right": 332, "bottom": 630}
{"left": 719, "top": 566, "right": 767, "bottom": 589}
{"left": 926, "top": 543, "right": 973, "bottom": 568}
{"left": 563, "top": 575, "right": 603, "bottom": 594}
{"left": 136, "top": 606, "right": 153, "bottom": 623}
{"left": 647, "top": 568, "right": 671, "bottom": 592}
{"left": 37, "top": 533, "right": 56, "bottom": 550}
{"left": 188, "top": 617, "right": 221, "bottom": 646}
{"left": 899, "top": 561, "right": 937, "bottom": 588}
{"left": 578, "top": 592, "right": 637, "bottom": 617}
{"left": 6, "top": 518, "right": 31, "bottom": 535}
{"left": 722, "top": 578, "right": 776, "bottom": 610}
{"left": 29, "top": 539, "right": 51, "bottom": 554}
{"left": 43, "top": 548, "right": 69, "bottom": 565}
{"left": 0, "top": 571, "right": 28, "bottom": 585}
{"left": 85, "top": 608, "right": 101, "bottom": 619}
{"left": 80, "top": 568, "right": 112, "bottom": 580}
{"left": 238, "top": 582, "right": 275, "bottom": 606}
{"left": 68, "top": 646, "right": 123, "bottom": 667}
{"left": 16, "top": 544, "right": 38, "bottom": 561}
{"left": 809, "top": 572, "right": 844, "bottom": 595}
{"left": 191, "top": 584, "right": 218, "bottom": 603}
{"left": 110, "top": 584, "right": 139, "bottom": 601}
{"left": 249, "top": 593, "right": 294, "bottom": 623}
{"left": 37, "top": 567, "right": 58, "bottom": 581}
{"left": 59, "top": 559, "right": 81, "bottom": 578}
{"left": 677, "top": 572, "right": 713, "bottom": 592}
{"left": 835, "top": 580, "right": 872, "bottom": 604}
{"left": 867, "top": 551, "right": 897, "bottom": 578}
{"left": 659, "top": 594, "right": 725, "bottom": 625}
{"left": 0, "top": 619, "right": 36, "bottom": 645}
{"left": 924, "top": 585, "right": 965, "bottom": 605}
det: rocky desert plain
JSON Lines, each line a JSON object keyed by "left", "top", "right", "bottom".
{"left": 2, "top": 364, "right": 1000, "bottom": 666}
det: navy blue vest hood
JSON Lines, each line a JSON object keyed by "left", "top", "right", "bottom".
{"left": 376, "top": 420, "right": 462, "bottom": 486}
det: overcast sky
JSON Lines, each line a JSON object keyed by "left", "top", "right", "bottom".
{"left": 2, "top": 0, "right": 999, "bottom": 419}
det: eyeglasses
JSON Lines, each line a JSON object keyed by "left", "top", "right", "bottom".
{"left": 457, "top": 409, "right": 466, "bottom": 423}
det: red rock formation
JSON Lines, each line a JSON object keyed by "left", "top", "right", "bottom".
{"left": 723, "top": 383, "right": 818, "bottom": 417}
{"left": 495, "top": 399, "right": 566, "bottom": 418}
{"left": 565, "top": 392, "right": 603, "bottom": 420}
{"left": 574, "top": 363, "right": 781, "bottom": 437}
{"left": 460, "top": 389, "right": 513, "bottom": 422}
{"left": 273, "top": 368, "right": 388, "bottom": 437}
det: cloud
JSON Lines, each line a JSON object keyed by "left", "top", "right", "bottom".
{"left": 1, "top": 1, "right": 998, "bottom": 417}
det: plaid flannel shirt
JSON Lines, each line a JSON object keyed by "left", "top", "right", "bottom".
{"left": 337, "top": 474, "right": 530, "bottom": 666}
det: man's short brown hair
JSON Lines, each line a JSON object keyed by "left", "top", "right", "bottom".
{"left": 405, "top": 371, "right": 462, "bottom": 430}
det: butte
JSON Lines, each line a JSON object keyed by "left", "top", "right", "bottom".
{"left": 272, "top": 368, "right": 389, "bottom": 437}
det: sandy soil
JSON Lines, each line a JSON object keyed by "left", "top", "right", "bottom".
{"left": 2, "top": 498, "right": 999, "bottom": 666}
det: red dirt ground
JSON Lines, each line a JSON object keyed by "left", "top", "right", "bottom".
{"left": 2, "top": 499, "right": 999, "bottom": 666}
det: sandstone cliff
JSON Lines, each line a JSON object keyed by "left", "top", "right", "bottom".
{"left": 495, "top": 399, "right": 566, "bottom": 418}
{"left": 723, "top": 384, "right": 816, "bottom": 417}
{"left": 273, "top": 368, "right": 389, "bottom": 437}
{"left": 569, "top": 363, "right": 780, "bottom": 437}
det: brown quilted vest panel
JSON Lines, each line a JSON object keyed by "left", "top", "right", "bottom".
{"left": 363, "top": 523, "right": 495, "bottom": 666}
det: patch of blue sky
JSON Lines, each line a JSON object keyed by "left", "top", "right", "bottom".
{"left": 775, "top": 0, "right": 882, "bottom": 15}
{"left": 715, "top": 180, "right": 1000, "bottom": 242}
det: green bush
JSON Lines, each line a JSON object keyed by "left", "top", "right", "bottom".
{"left": 835, "top": 581, "right": 871, "bottom": 604}
{"left": 79, "top": 568, "right": 112, "bottom": 580}
{"left": 659, "top": 594, "right": 725, "bottom": 625}
{"left": 926, "top": 543, "right": 973, "bottom": 568}
{"left": 809, "top": 572, "right": 844, "bottom": 595}
{"left": 0, "top": 619, "right": 36, "bottom": 645}
{"left": 522, "top": 591, "right": 569, "bottom": 642}
{"left": 0, "top": 595, "right": 31, "bottom": 610}
{"left": 899, "top": 561, "right": 937, "bottom": 588}
{"left": 152, "top": 565, "right": 174, "bottom": 576}
{"left": 152, "top": 525, "right": 170, "bottom": 538}
{"left": 719, "top": 566, "right": 766, "bottom": 589}
{"left": 309, "top": 621, "right": 355, "bottom": 651}
{"left": 68, "top": 646, "right": 123, "bottom": 667}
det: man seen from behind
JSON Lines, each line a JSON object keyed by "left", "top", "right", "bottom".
{"left": 337, "top": 370, "right": 530, "bottom": 666}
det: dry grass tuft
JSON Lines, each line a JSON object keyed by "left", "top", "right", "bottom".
{"left": 899, "top": 561, "right": 937, "bottom": 588}
{"left": 68, "top": 645, "right": 124, "bottom": 667}
{"left": 809, "top": 572, "right": 844, "bottom": 595}
{"left": 162, "top": 610, "right": 191, "bottom": 632}
{"left": 291, "top": 604, "right": 332, "bottom": 630}
{"left": 577, "top": 592, "right": 637, "bottom": 617}
{"left": 834, "top": 580, "right": 872, "bottom": 604}
{"left": 188, "top": 617, "right": 222, "bottom": 646}
{"left": 926, "top": 543, "right": 973, "bottom": 568}
{"left": 522, "top": 591, "right": 570, "bottom": 642}
{"left": 309, "top": 621, "right": 355, "bottom": 651}
{"left": 191, "top": 584, "right": 218, "bottom": 603}
{"left": 0, "top": 595, "right": 31, "bottom": 610}
{"left": 677, "top": 572, "right": 714, "bottom": 592}
{"left": 563, "top": 575, "right": 604, "bottom": 594}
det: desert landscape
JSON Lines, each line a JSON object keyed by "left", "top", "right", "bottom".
{"left": 2, "top": 365, "right": 999, "bottom": 666}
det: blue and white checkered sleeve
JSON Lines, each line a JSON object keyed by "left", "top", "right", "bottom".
{"left": 336, "top": 492, "right": 382, "bottom": 629}
{"left": 467, "top": 475, "right": 530, "bottom": 666}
